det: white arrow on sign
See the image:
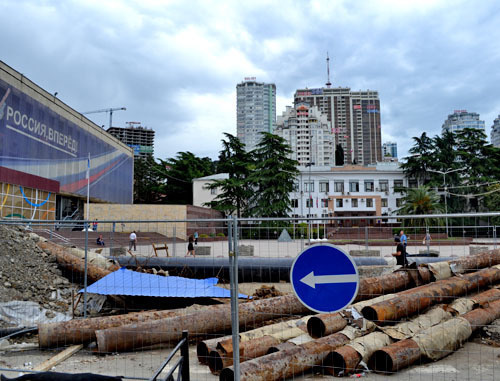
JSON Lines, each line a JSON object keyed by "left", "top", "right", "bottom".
{"left": 300, "top": 271, "right": 357, "bottom": 289}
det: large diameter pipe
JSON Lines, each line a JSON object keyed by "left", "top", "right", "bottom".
{"left": 209, "top": 335, "right": 280, "bottom": 374}
{"left": 326, "top": 287, "right": 500, "bottom": 376}
{"left": 449, "top": 249, "right": 500, "bottom": 272}
{"left": 96, "top": 294, "right": 309, "bottom": 353}
{"left": 197, "top": 317, "right": 309, "bottom": 365}
{"left": 38, "top": 241, "right": 119, "bottom": 283}
{"left": 306, "top": 313, "right": 347, "bottom": 339}
{"left": 219, "top": 328, "right": 357, "bottom": 381}
{"left": 369, "top": 298, "right": 500, "bottom": 373}
{"left": 362, "top": 266, "right": 500, "bottom": 322}
{"left": 39, "top": 308, "right": 187, "bottom": 348}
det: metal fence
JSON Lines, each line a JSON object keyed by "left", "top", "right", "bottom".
{"left": 0, "top": 212, "right": 500, "bottom": 380}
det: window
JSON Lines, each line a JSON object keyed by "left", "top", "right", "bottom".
{"left": 409, "top": 179, "right": 418, "bottom": 188}
{"left": 336, "top": 199, "right": 343, "bottom": 207}
{"left": 394, "top": 180, "right": 404, "bottom": 190}
{"left": 366, "top": 198, "right": 373, "bottom": 207}
{"left": 381, "top": 198, "right": 388, "bottom": 207}
{"left": 364, "top": 180, "right": 374, "bottom": 192}
{"left": 351, "top": 198, "right": 358, "bottom": 207}
{"left": 306, "top": 198, "right": 313, "bottom": 208}
{"left": 321, "top": 198, "right": 329, "bottom": 208}
{"left": 396, "top": 198, "right": 403, "bottom": 207}
{"left": 210, "top": 188, "right": 217, "bottom": 195}
{"left": 292, "top": 183, "right": 299, "bottom": 192}
{"left": 349, "top": 181, "right": 359, "bottom": 192}
{"left": 319, "top": 181, "right": 329, "bottom": 193}
{"left": 304, "top": 182, "right": 314, "bottom": 192}
{"left": 334, "top": 181, "right": 344, "bottom": 192}
{"left": 379, "top": 180, "right": 389, "bottom": 192}
{"left": 291, "top": 199, "right": 298, "bottom": 208}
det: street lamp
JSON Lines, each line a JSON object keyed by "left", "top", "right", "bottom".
{"left": 428, "top": 167, "right": 466, "bottom": 237}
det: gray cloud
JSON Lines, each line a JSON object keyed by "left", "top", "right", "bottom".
{"left": 1, "top": 0, "right": 499, "bottom": 161}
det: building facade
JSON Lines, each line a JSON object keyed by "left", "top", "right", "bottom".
{"left": 441, "top": 110, "right": 485, "bottom": 134}
{"left": 107, "top": 123, "right": 155, "bottom": 159}
{"left": 491, "top": 115, "right": 500, "bottom": 148}
{"left": 193, "top": 163, "right": 406, "bottom": 225}
{"left": 382, "top": 141, "right": 397, "bottom": 158}
{"left": 293, "top": 87, "right": 382, "bottom": 166}
{"left": 275, "top": 103, "right": 334, "bottom": 166}
{"left": 236, "top": 78, "right": 276, "bottom": 152}
{"left": 0, "top": 60, "right": 133, "bottom": 221}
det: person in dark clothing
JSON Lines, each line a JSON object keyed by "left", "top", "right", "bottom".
{"left": 96, "top": 234, "right": 105, "bottom": 246}
{"left": 392, "top": 236, "right": 407, "bottom": 266}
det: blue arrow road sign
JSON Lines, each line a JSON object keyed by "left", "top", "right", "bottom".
{"left": 290, "top": 244, "right": 359, "bottom": 313}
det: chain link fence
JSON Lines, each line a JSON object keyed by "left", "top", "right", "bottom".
{"left": 0, "top": 213, "right": 499, "bottom": 380}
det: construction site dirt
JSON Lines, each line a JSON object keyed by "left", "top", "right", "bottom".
{"left": 1, "top": 225, "right": 500, "bottom": 380}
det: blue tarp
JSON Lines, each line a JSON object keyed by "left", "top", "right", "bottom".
{"left": 80, "top": 268, "right": 249, "bottom": 299}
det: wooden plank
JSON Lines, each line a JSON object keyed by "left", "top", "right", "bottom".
{"left": 33, "top": 344, "right": 83, "bottom": 371}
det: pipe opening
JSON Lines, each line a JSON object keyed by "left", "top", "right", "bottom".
{"left": 361, "top": 306, "right": 378, "bottom": 321}
{"left": 219, "top": 368, "right": 235, "bottom": 381}
{"left": 307, "top": 316, "right": 326, "bottom": 338}
{"left": 266, "top": 346, "right": 280, "bottom": 355}
{"left": 196, "top": 342, "right": 209, "bottom": 365}
{"left": 208, "top": 350, "right": 224, "bottom": 374}
{"left": 330, "top": 351, "right": 348, "bottom": 376}
{"left": 368, "top": 350, "right": 393, "bottom": 374}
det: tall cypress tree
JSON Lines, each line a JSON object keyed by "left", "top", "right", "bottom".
{"left": 247, "top": 132, "right": 299, "bottom": 217}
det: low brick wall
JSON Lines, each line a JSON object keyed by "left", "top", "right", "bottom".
{"left": 349, "top": 249, "right": 380, "bottom": 257}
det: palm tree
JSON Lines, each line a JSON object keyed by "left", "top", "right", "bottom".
{"left": 397, "top": 186, "right": 444, "bottom": 227}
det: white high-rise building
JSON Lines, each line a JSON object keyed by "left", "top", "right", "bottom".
{"left": 491, "top": 115, "right": 500, "bottom": 148}
{"left": 382, "top": 141, "right": 397, "bottom": 158}
{"left": 236, "top": 78, "right": 276, "bottom": 152}
{"left": 441, "top": 110, "right": 485, "bottom": 134}
{"left": 294, "top": 87, "right": 382, "bottom": 165}
{"left": 275, "top": 103, "right": 334, "bottom": 166}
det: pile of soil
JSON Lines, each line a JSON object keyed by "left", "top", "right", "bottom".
{"left": 0, "top": 225, "right": 78, "bottom": 327}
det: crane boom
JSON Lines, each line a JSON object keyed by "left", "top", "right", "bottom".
{"left": 82, "top": 107, "right": 126, "bottom": 129}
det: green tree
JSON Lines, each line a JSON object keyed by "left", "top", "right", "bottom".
{"left": 204, "top": 133, "right": 253, "bottom": 217}
{"left": 133, "top": 156, "right": 166, "bottom": 203}
{"left": 160, "top": 152, "right": 214, "bottom": 205}
{"left": 484, "top": 184, "right": 500, "bottom": 225}
{"left": 400, "top": 132, "right": 435, "bottom": 186}
{"left": 397, "top": 186, "right": 444, "bottom": 226}
{"left": 247, "top": 133, "right": 299, "bottom": 217}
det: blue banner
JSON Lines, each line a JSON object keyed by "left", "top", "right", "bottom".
{"left": 0, "top": 78, "right": 133, "bottom": 203}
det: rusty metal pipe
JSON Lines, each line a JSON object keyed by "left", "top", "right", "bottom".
{"left": 209, "top": 335, "right": 280, "bottom": 374}
{"left": 450, "top": 249, "right": 500, "bottom": 272}
{"left": 266, "top": 341, "right": 297, "bottom": 354}
{"left": 368, "top": 339, "right": 421, "bottom": 374}
{"left": 368, "top": 298, "right": 500, "bottom": 374}
{"left": 38, "top": 240, "right": 119, "bottom": 283}
{"left": 325, "top": 345, "right": 361, "bottom": 376}
{"left": 197, "top": 335, "right": 231, "bottom": 365}
{"left": 362, "top": 267, "right": 500, "bottom": 322}
{"left": 219, "top": 330, "right": 353, "bottom": 381}
{"left": 306, "top": 313, "right": 347, "bottom": 338}
{"left": 96, "top": 294, "right": 309, "bottom": 353}
{"left": 38, "top": 308, "right": 188, "bottom": 348}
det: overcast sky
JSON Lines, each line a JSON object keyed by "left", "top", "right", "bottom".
{"left": 2, "top": 0, "right": 499, "bottom": 161}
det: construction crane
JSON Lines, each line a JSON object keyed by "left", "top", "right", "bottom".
{"left": 82, "top": 107, "right": 126, "bottom": 129}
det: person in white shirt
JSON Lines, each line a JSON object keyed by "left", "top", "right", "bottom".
{"left": 129, "top": 231, "right": 137, "bottom": 251}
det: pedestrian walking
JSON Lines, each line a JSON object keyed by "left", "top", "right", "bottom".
{"left": 129, "top": 231, "right": 137, "bottom": 252}
{"left": 186, "top": 235, "right": 195, "bottom": 257}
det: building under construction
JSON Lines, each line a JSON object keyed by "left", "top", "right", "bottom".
{"left": 107, "top": 122, "right": 155, "bottom": 159}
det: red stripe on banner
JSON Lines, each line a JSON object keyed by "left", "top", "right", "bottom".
{"left": 61, "top": 159, "right": 121, "bottom": 193}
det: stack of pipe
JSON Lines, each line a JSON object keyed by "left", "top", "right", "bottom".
{"left": 325, "top": 288, "right": 500, "bottom": 376}
{"left": 369, "top": 296, "right": 500, "bottom": 373}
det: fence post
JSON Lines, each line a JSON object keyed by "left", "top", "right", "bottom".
{"left": 229, "top": 216, "right": 240, "bottom": 381}
{"left": 494, "top": 225, "right": 497, "bottom": 250}
{"left": 181, "top": 330, "right": 190, "bottom": 381}
{"left": 365, "top": 225, "right": 369, "bottom": 250}
{"left": 173, "top": 226, "right": 177, "bottom": 257}
{"left": 83, "top": 220, "right": 89, "bottom": 318}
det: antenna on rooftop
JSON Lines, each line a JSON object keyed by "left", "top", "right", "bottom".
{"left": 326, "top": 52, "right": 332, "bottom": 88}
